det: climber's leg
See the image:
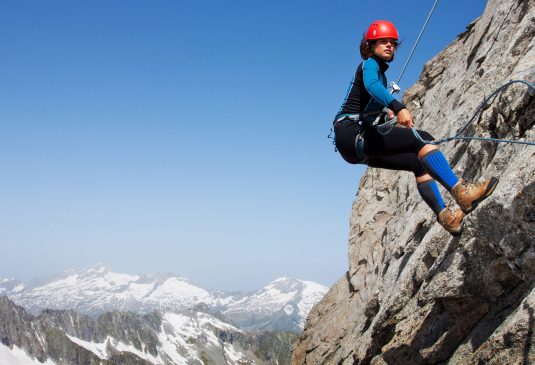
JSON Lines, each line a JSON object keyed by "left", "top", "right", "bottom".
{"left": 416, "top": 177, "right": 445, "bottom": 216}
{"left": 366, "top": 153, "right": 425, "bottom": 176}
{"left": 367, "top": 155, "right": 441, "bottom": 213}
{"left": 364, "top": 126, "right": 434, "bottom": 157}
{"left": 416, "top": 177, "right": 465, "bottom": 236}
{"left": 419, "top": 149, "right": 499, "bottom": 213}
{"left": 367, "top": 153, "right": 465, "bottom": 235}
{"left": 418, "top": 148, "right": 459, "bottom": 191}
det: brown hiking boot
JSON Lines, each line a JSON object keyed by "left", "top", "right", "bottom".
{"left": 438, "top": 206, "right": 465, "bottom": 236}
{"left": 451, "top": 177, "right": 499, "bottom": 214}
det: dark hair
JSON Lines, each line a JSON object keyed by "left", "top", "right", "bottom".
{"left": 359, "top": 34, "right": 401, "bottom": 62}
{"left": 359, "top": 34, "right": 374, "bottom": 60}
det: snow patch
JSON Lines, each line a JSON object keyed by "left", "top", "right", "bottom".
{"left": 157, "top": 331, "right": 193, "bottom": 364}
{"left": 12, "top": 284, "right": 25, "bottom": 293}
{"left": 67, "top": 335, "right": 108, "bottom": 360}
{"left": 159, "top": 312, "right": 211, "bottom": 363}
{"left": 296, "top": 280, "right": 328, "bottom": 324}
{"left": 0, "top": 344, "right": 57, "bottom": 365}
{"left": 197, "top": 312, "right": 241, "bottom": 332}
{"left": 162, "top": 312, "right": 201, "bottom": 342}
{"left": 113, "top": 338, "right": 161, "bottom": 364}
{"left": 284, "top": 305, "right": 294, "bottom": 315}
{"left": 67, "top": 335, "right": 162, "bottom": 364}
{"left": 66, "top": 313, "right": 250, "bottom": 365}
{"left": 223, "top": 342, "right": 251, "bottom": 364}
{"left": 124, "top": 282, "right": 155, "bottom": 300}
{"left": 146, "top": 277, "right": 212, "bottom": 305}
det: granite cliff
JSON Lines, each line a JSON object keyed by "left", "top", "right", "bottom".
{"left": 293, "top": 0, "right": 535, "bottom": 364}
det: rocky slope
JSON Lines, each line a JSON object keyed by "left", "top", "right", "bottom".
{"left": 1, "top": 264, "right": 327, "bottom": 333}
{"left": 293, "top": 0, "right": 535, "bottom": 364}
{"left": 0, "top": 296, "right": 297, "bottom": 365}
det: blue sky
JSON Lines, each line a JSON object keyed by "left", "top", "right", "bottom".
{"left": 0, "top": 0, "right": 487, "bottom": 291}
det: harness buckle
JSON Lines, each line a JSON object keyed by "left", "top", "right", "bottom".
{"left": 334, "top": 113, "right": 361, "bottom": 126}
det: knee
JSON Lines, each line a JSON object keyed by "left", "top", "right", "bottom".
{"left": 418, "top": 131, "right": 435, "bottom": 141}
{"left": 418, "top": 144, "right": 439, "bottom": 159}
{"left": 413, "top": 130, "right": 435, "bottom": 156}
{"left": 415, "top": 170, "right": 430, "bottom": 180}
{"left": 414, "top": 164, "right": 428, "bottom": 177}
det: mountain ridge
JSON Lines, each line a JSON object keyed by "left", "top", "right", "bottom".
{"left": 1, "top": 264, "right": 328, "bottom": 333}
{"left": 0, "top": 296, "right": 298, "bottom": 365}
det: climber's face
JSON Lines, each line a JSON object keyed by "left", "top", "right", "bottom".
{"left": 373, "top": 38, "right": 397, "bottom": 61}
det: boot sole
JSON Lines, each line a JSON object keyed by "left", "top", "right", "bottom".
{"left": 464, "top": 177, "right": 499, "bottom": 214}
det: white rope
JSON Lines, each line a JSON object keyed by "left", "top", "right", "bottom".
{"left": 396, "top": 0, "right": 441, "bottom": 87}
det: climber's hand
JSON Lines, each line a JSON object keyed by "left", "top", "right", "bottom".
{"left": 387, "top": 109, "right": 395, "bottom": 120}
{"left": 397, "top": 109, "right": 414, "bottom": 128}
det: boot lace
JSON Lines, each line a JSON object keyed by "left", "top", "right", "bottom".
{"left": 462, "top": 180, "right": 486, "bottom": 196}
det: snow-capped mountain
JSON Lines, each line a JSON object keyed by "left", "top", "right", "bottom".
{"left": 61, "top": 311, "right": 258, "bottom": 364}
{"left": 4, "top": 264, "right": 328, "bottom": 333}
{"left": 223, "top": 277, "right": 328, "bottom": 332}
{"left": 9, "top": 264, "right": 215, "bottom": 316}
{"left": 0, "top": 277, "right": 24, "bottom": 296}
{"left": 0, "top": 296, "right": 296, "bottom": 365}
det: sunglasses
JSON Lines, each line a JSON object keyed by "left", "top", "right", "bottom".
{"left": 377, "top": 39, "right": 399, "bottom": 47}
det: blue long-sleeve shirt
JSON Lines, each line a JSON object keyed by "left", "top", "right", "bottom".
{"left": 336, "top": 55, "right": 405, "bottom": 124}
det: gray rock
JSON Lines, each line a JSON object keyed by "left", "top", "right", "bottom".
{"left": 0, "top": 296, "right": 297, "bottom": 364}
{"left": 293, "top": 0, "right": 535, "bottom": 364}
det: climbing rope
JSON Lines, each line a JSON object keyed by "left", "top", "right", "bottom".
{"left": 381, "top": 79, "right": 535, "bottom": 147}
{"left": 413, "top": 79, "right": 535, "bottom": 146}
{"left": 395, "top": 0, "right": 441, "bottom": 89}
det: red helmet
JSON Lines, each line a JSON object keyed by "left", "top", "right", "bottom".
{"left": 365, "top": 20, "right": 399, "bottom": 41}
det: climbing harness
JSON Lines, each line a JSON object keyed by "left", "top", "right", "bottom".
{"left": 328, "top": 112, "right": 381, "bottom": 152}
{"left": 334, "top": 113, "right": 362, "bottom": 125}
{"left": 328, "top": 113, "right": 368, "bottom": 161}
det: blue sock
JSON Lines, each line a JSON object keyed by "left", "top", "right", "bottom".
{"left": 417, "top": 180, "right": 446, "bottom": 216}
{"left": 420, "top": 150, "right": 459, "bottom": 191}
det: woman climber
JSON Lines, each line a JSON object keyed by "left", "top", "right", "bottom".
{"left": 333, "top": 20, "right": 498, "bottom": 236}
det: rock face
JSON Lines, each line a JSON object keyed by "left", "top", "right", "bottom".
{"left": 293, "top": 0, "right": 535, "bottom": 364}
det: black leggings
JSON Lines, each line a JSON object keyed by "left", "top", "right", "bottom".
{"left": 334, "top": 121, "right": 434, "bottom": 177}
